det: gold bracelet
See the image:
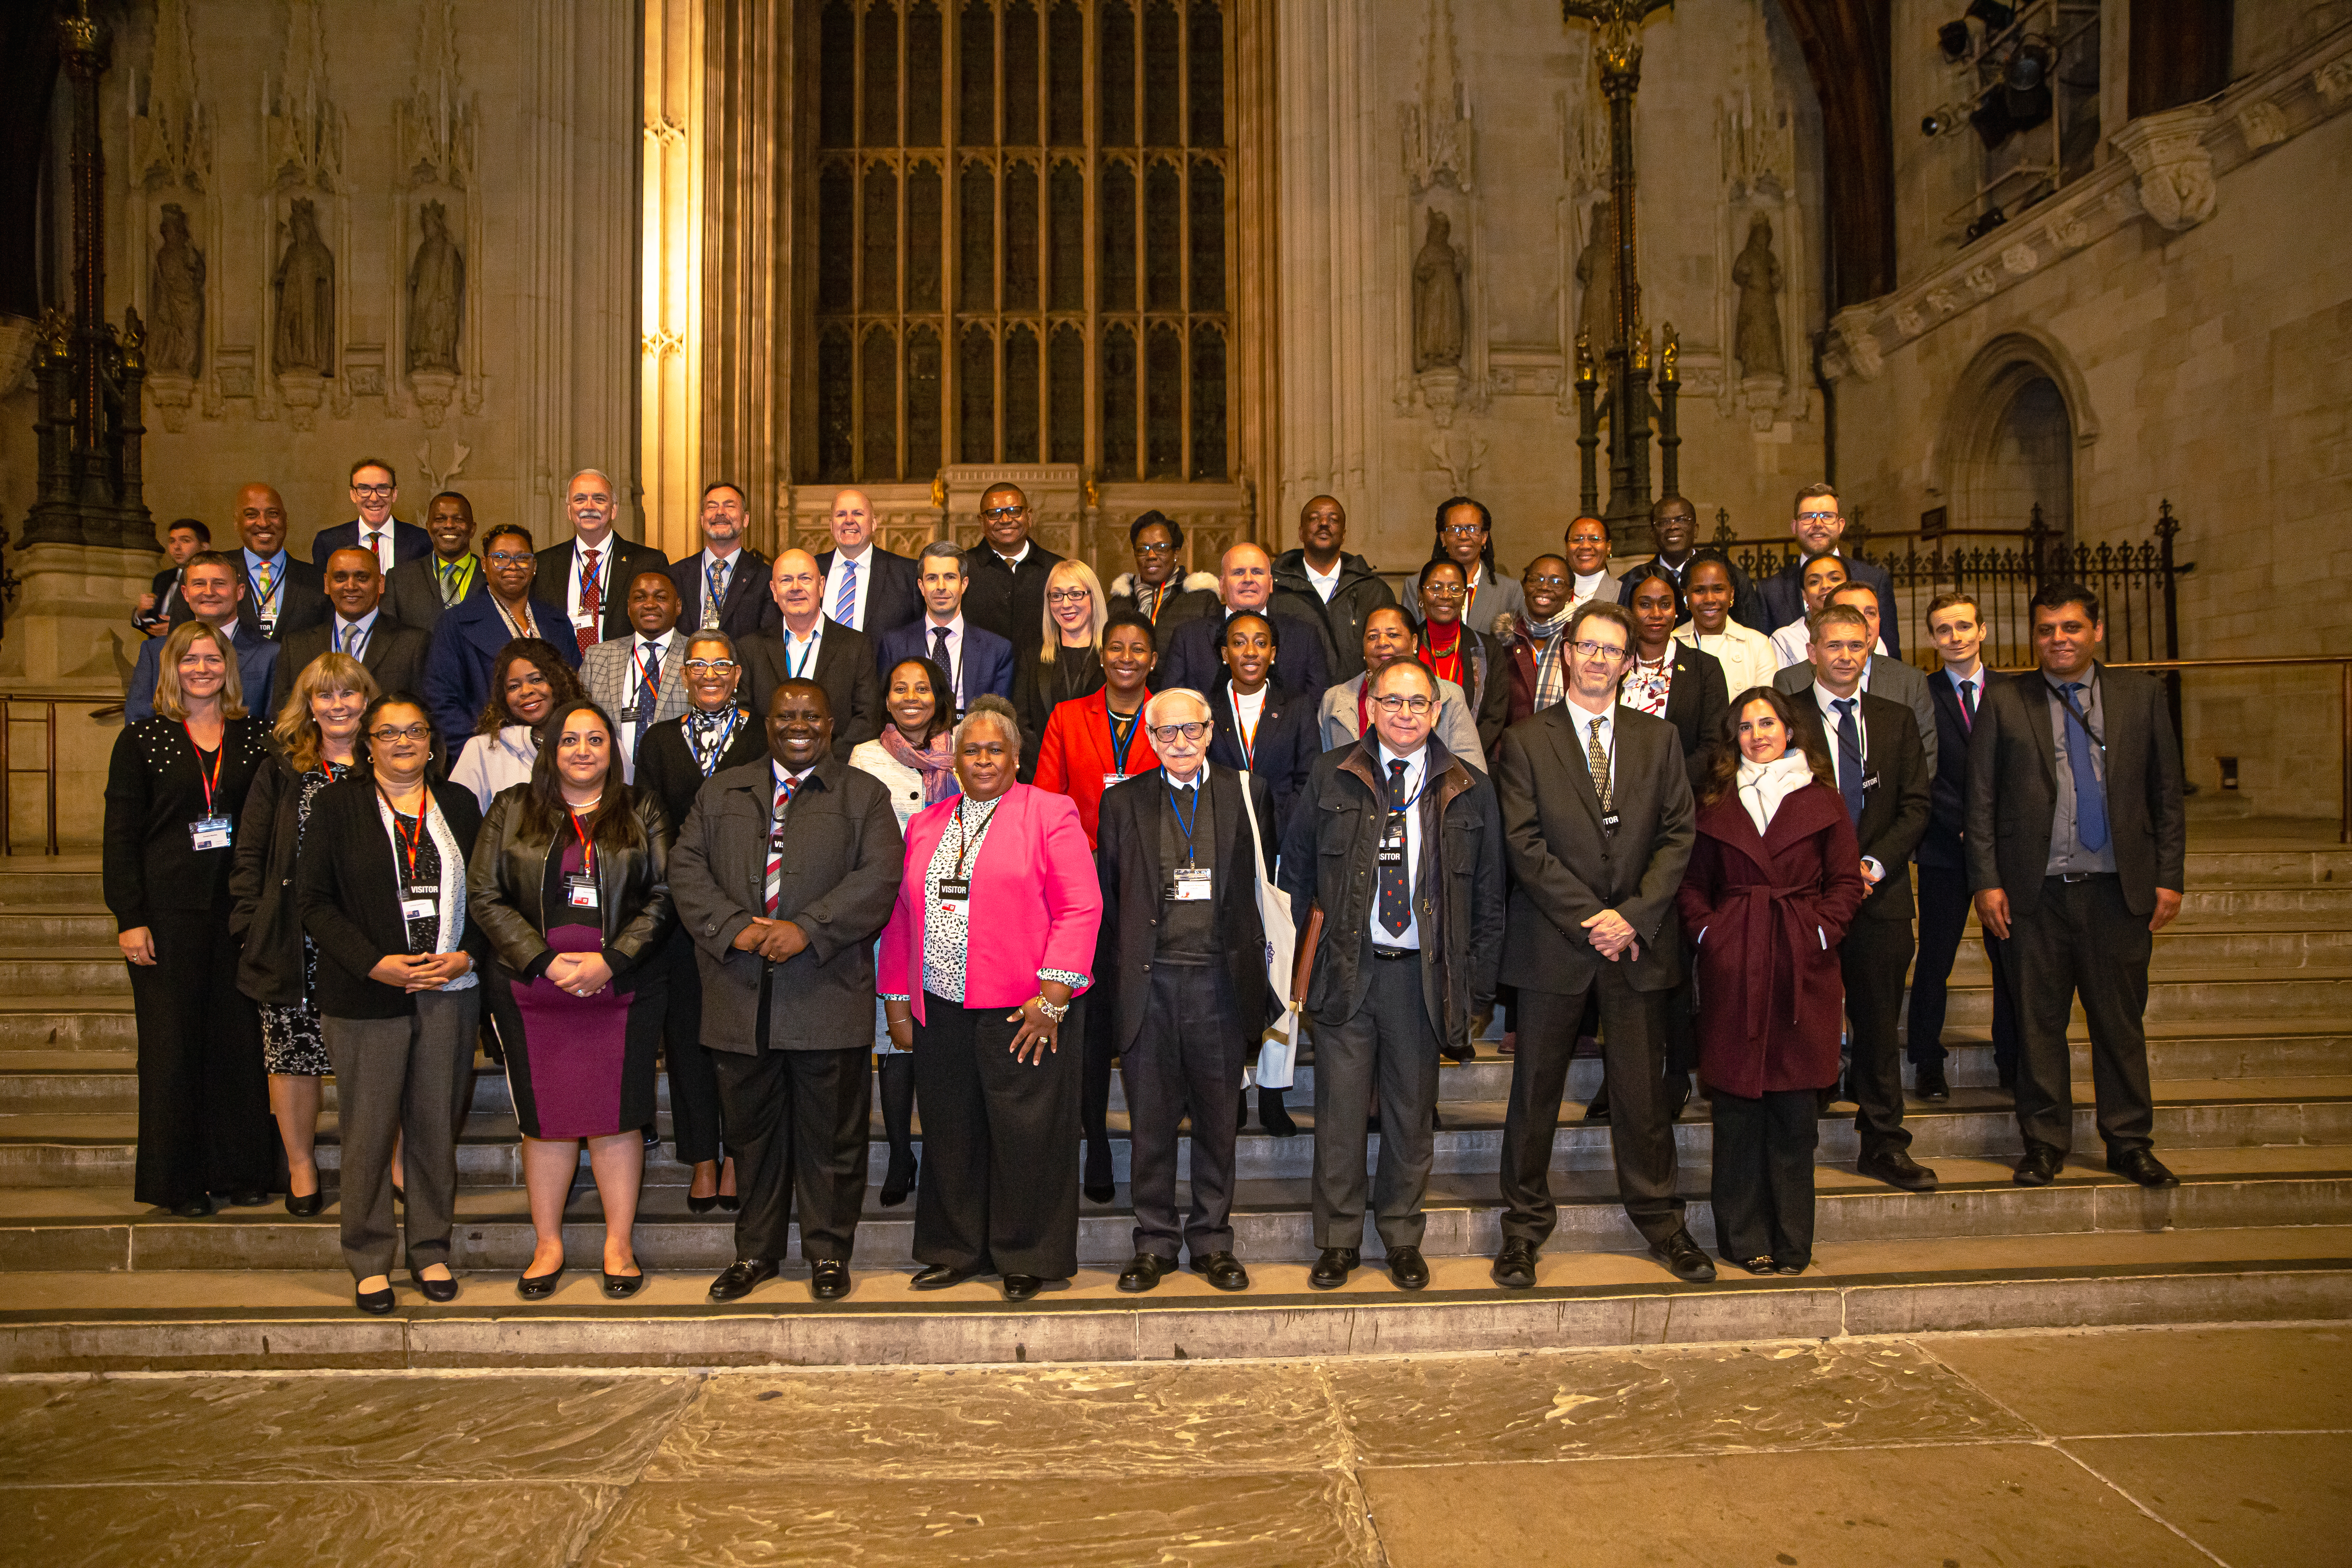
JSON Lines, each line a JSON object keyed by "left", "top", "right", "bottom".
{"left": 1031, "top": 995, "right": 1070, "bottom": 1022}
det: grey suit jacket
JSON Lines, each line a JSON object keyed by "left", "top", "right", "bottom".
{"left": 580, "top": 634, "right": 690, "bottom": 772}
{"left": 1318, "top": 673, "right": 1488, "bottom": 771}
{"left": 1775, "top": 653, "right": 1936, "bottom": 779}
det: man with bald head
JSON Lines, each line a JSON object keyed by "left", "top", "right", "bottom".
{"left": 1272, "top": 494, "right": 1396, "bottom": 681}
{"left": 959, "top": 481, "right": 1066, "bottom": 663}
{"left": 537, "top": 466, "right": 670, "bottom": 653}
{"left": 270, "top": 547, "right": 430, "bottom": 713}
{"left": 1155, "top": 541, "right": 1333, "bottom": 701}
{"left": 171, "top": 483, "right": 328, "bottom": 642}
{"left": 740, "top": 548, "right": 883, "bottom": 759}
{"left": 667, "top": 480, "right": 778, "bottom": 641}
{"left": 813, "top": 487, "right": 923, "bottom": 640}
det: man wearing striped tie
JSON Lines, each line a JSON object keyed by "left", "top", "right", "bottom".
{"left": 668, "top": 480, "right": 778, "bottom": 641}
{"left": 816, "top": 488, "right": 924, "bottom": 640}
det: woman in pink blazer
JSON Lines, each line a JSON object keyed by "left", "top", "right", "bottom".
{"left": 880, "top": 695, "right": 1104, "bottom": 1301}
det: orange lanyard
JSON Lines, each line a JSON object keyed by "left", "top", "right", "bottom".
{"left": 185, "top": 726, "right": 223, "bottom": 815}
{"left": 380, "top": 786, "right": 426, "bottom": 883}
{"left": 568, "top": 807, "right": 597, "bottom": 880}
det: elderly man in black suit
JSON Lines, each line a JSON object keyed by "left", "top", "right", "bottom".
{"left": 1097, "top": 685, "right": 1275, "bottom": 1294}
{"left": 1909, "top": 592, "right": 2020, "bottom": 1102}
{"left": 271, "top": 548, "right": 430, "bottom": 714}
{"left": 1970, "top": 582, "right": 2187, "bottom": 1190}
{"left": 739, "top": 548, "right": 882, "bottom": 760}
{"left": 815, "top": 487, "right": 924, "bottom": 640}
{"left": 668, "top": 678, "right": 906, "bottom": 1303}
{"left": 1783, "top": 601, "right": 1935, "bottom": 1192}
{"left": 537, "top": 468, "right": 670, "bottom": 655}
{"left": 1757, "top": 483, "right": 1902, "bottom": 659}
{"left": 1490, "top": 600, "right": 1705, "bottom": 1287}
{"left": 669, "top": 481, "right": 778, "bottom": 641}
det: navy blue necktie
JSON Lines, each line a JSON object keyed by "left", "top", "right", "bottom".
{"left": 1833, "top": 697, "right": 1864, "bottom": 823}
{"left": 1379, "top": 759, "right": 1412, "bottom": 937}
{"left": 2064, "top": 682, "right": 2109, "bottom": 851}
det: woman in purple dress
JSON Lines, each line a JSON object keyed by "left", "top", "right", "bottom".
{"left": 468, "top": 699, "right": 675, "bottom": 1299}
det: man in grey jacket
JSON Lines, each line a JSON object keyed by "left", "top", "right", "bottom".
{"left": 668, "top": 679, "right": 904, "bottom": 1303}
{"left": 1774, "top": 581, "right": 1936, "bottom": 775}
{"left": 1272, "top": 494, "right": 1397, "bottom": 682}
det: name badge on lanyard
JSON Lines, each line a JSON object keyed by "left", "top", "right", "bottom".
{"left": 1379, "top": 812, "right": 1407, "bottom": 866}
{"left": 190, "top": 816, "right": 233, "bottom": 851}
{"left": 566, "top": 872, "right": 600, "bottom": 909}
{"left": 1101, "top": 772, "right": 1127, "bottom": 790}
{"left": 185, "top": 725, "right": 232, "bottom": 851}
{"left": 401, "top": 887, "right": 437, "bottom": 924}
{"left": 938, "top": 876, "right": 971, "bottom": 908}
{"left": 1170, "top": 867, "right": 1212, "bottom": 902}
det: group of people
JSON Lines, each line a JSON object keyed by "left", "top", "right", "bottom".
{"left": 107, "top": 461, "right": 2185, "bottom": 1310}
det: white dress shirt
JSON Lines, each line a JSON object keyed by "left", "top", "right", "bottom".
{"left": 1945, "top": 660, "right": 1986, "bottom": 725}
{"left": 1304, "top": 558, "right": 1342, "bottom": 602}
{"left": 1375, "top": 740, "right": 1428, "bottom": 951}
{"left": 823, "top": 544, "right": 872, "bottom": 630}
{"left": 1562, "top": 695, "right": 1618, "bottom": 801}
{"left": 565, "top": 536, "right": 615, "bottom": 636}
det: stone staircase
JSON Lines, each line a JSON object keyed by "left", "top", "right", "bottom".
{"left": 1, "top": 833, "right": 2347, "bottom": 1371}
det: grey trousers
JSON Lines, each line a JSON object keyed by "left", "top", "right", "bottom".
{"left": 1312, "top": 954, "right": 1442, "bottom": 1251}
{"left": 323, "top": 989, "right": 480, "bottom": 1282}
{"left": 1125, "top": 961, "right": 1247, "bottom": 1261}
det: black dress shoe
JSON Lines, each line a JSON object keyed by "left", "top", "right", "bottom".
{"left": 1002, "top": 1273, "right": 1044, "bottom": 1302}
{"left": 1648, "top": 1228, "right": 1718, "bottom": 1283}
{"left": 1192, "top": 1251, "right": 1249, "bottom": 1291}
{"left": 708, "top": 1258, "right": 779, "bottom": 1301}
{"left": 284, "top": 1189, "right": 324, "bottom": 1218}
{"left": 228, "top": 1189, "right": 271, "bottom": 1209}
{"left": 516, "top": 1266, "right": 564, "bottom": 1299}
{"left": 880, "top": 1153, "right": 918, "bottom": 1207}
{"left": 355, "top": 1283, "right": 396, "bottom": 1316}
{"left": 2014, "top": 1144, "right": 2064, "bottom": 1186}
{"left": 910, "top": 1263, "right": 977, "bottom": 1290}
{"left": 2108, "top": 1147, "right": 2180, "bottom": 1188}
{"left": 1308, "top": 1247, "right": 1359, "bottom": 1289}
{"left": 1259, "top": 1089, "right": 1298, "bottom": 1138}
{"left": 1856, "top": 1148, "right": 1940, "bottom": 1193}
{"left": 810, "top": 1259, "right": 852, "bottom": 1300}
{"left": 601, "top": 1268, "right": 646, "bottom": 1299}
{"left": 1386, "top": 1246, "right": 1430, "bottom": 1290}
{"left": 1118, "top": 1252, "right": 1169, "bottom": 1293}
{"left": 1731, "top": 1255, "right": 1777, "bottom": 1276}
{"left": 1914, "top": 1060, "right": 1951, "bottom": 1101}
{"left": 1581, "top": 1083, "right": 1611, "bottom": 1123}
{"left": 408, "top": 1268, "right": 458, "bottom": 1303}
{"left": 171, "top": 1196, "right": 213, "bottom": 1218}
{"left": 1490, "top": 1239, "right": 1538, "bottom": 1290}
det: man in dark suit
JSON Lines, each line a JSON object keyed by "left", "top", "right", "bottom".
{"left": 1756, "top": 483, "right": 1902, "bottom": 659}
{"left": 382, "top": 492, "right": 486, "bottom": 635}
{"left": 537, "top": 467, "right": 670, "bottom": 655}
{"left": 1616, "top": 492, "right": 1772, "bottom": 633}
{"left": 1910, "top": 592, "right": 2020, "bottom": 1101}
{"left": 134, "top": 519, "right": 209, "bottom": 634}
{"left": 960, "top": 481, "right": 1064, "bottom": 662}
{"left": 1098, "top": 689, "right": 1274, "bottom": 1294}
{"left": 874, "top": 541, "right": 1014, "bottom": 714}
{"left": 125, "top": 552, "right": 280, "bottom": 722}
{"left": 309, "top": 457, "right": 433, "bottom": 571}
{"left": 1784, "top": 601, "right": 1936, "bottom": 1192}
{"left": 1775, "top": 581, "right": 1936, "bottom": 774}
{"left": 814, "top": 486, "right": 923, "bottom": 641}
{"left": 1156, "top": 542, "right": 1332, "bottom": 702}
{"left": 1970, "top": 582, "right": 2187, "bottom": 1190}
{"left": 739, "top": 549, "right": 882, "bottom": 760}
{"left": 171, "top": 483, "right": 328, "bottom": 642}
{"left": 421, "top": 523, "right": 578, "bottom": 748}
{"left": 669, "top": 480, "right": 779, "bottom": 641}
{"left": 1278, "top": 657, "right": 1504, "bottom": 1292}
{"left": 667, "top": 678, "right": 906, "bottom": 1303}
{"left": 1490, "top": 600, "right": 1706, "bottom": 1287}
{"left": 271, "top": 548, "right": 430, "bottom": 713}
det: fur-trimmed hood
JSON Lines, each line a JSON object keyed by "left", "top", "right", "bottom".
{"left": 1110, "top": 569, "right": 1220, "bottom": 599}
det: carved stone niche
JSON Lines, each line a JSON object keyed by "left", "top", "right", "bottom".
{"left": 2111, "top": 106, "right": 2219, "bottom": 232}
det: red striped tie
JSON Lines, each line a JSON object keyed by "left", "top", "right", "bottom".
{"left": 576, "top": 549, "right": 603, "bottom": 655}
{"left": 762, "top": 776, "right": 797, "bottom": 915}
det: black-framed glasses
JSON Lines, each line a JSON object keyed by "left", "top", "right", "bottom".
{"left": 368, "top": 724, "right": 432, "bottom": 743}
{"left": 683, "top": 658, "right": 739, "bottom": 675}
{"left": 1570, "top": 640, "right": 1629, "bottom": 660}
{"left": 486, "top": 551, "right": 534, "bottom": 566}
{"left": 1149, "top": 721, "right": 1209, "bottom": 743}
{"left": 1797, "top": 510, "right": 1842, "bottom": 523}
{"left": 1046, "top": 587, "right": 1093, "bottom": 604}
{"left": 1439, "top": 523, "right": 1485, "bottom": 539}
{"left": 1371, "top": 695, "right": 1435, "bottom": 714}
{"left": 352, "top": 483, "right": 394, "bottom": 499}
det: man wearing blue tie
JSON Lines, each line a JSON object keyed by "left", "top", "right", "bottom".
{"left": 815, "top": 487, "right": 924, "bottom": 639}
{"left": 667, "top": 481, "right": 779, "bottom": 641}
{"left": 873, "top": 541, "right": 1013, "bottom": 715}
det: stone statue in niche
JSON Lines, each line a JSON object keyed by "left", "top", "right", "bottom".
{"left": 272, "top": 198, "right": 336, "bottom": 375}
{"left": 1732, "top": 213, "right": 1785, "bottom": 381}
{"left": 149, "top": 203, "right": 205, "bottom": 378}
{"left": 406, "top": 200, "right": 465, "bottom": 374}
{"left": 1411, "top": 209, "right": 1464, "bottom": 372}
{"left": 1575, "top": 196, "right": 1619, "bottom": 354}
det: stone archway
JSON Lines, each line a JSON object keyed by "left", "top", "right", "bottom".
{"left": 1938, "top": 332, "right": 2096, "bottom": 546}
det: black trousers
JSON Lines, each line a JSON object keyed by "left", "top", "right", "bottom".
{"left": 1840, "top": 915, "right": 1915, "bottom": 1156}
{"left": 1708, "top": 1087, "right": 1818, "bottom": 1265}
{"left": 130, "top": 909, "right": 274, "bottom": 1209}
{"left": 658, "top": 929, "right": 726, "bottom": 1165}
{"left": 1125, "top": 962, "right": 1247, "bottom": 1260}
{"left": 912, "top": 993, "right": 1080, "bottom": 1278}
{"left": 1078, "top": 987, "right": 1116, "bottom": 1181}
{"left": 2006, "top": 874, "right": 2156, "bottom": 1157}
{"left": 1908, "top": 864, "right": 2020, "bottom": 1072}
{"left": 1311, "top": 954, "right": 1443, "bottom": 1251}
{"left": 1503, "top": 974, "right": 1684, "bottom": 1247}
{"left": 713, "top": 1045, "right": 871, "bottom": 1263}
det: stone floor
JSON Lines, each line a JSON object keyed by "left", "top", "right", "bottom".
{"left": 0, "top": 1322, "right": 2343, "bottom": 1565}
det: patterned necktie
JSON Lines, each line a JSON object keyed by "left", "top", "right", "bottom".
{"left": 763, "top": 775, "right": 798, "bottom": 915}
{"left": 1959, "top": 677, "right": 1977, "bottom": 731}
{"left": 364, "top": 530, "right": 386, "bottom": 571}
{"left": 1833, "top": 697, "right": 1865, "bottom": 822}
{"left": 437, "top": 557, "right": 462, "bottom": 605}
{"left": 932, "top": 625, "right": 954, "bottom": 700}
{"left": 338, "top": 619, "right": 368, "bottom": 660}
{"left": 1379, "top": 758, "right": 1412, "bottom": 937}
{"left": 1586, "top": 716, "right": 1613, "bottom": 815}
{"left": 252, "top": 559, "right": 278, "bottom": 629}
{"left": 835, "top": 558, "right": 859, "bottom": 626}
{"left": 2064, "top": 682, "right": 2109, "bottom": 851}
{"left": 704, "top": 557, "right": 727, "bottom": 629}
{"left": 577, "top": 548, "right": 603, "bottom": 655}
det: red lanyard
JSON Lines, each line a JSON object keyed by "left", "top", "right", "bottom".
{"left": 185, "top": 725, "right": 223, "bottom": 816}
{"left": 568, "top": 807, "right": 597, "bottom": 879}
{"left": 380, "top": 786, "right": 426, "bottom": 883}
{"left": 630, "top": 640, "right": 664, "bottom": 707}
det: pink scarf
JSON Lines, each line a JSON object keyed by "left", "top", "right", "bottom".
{"left": 880, "top": 726, "right": 959, "bottom": 807}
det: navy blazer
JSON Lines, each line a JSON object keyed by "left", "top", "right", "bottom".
{"left": 420, "top": 593, "right": 580, "bottom": 746}
{"left": 168, "top": 551, "right": 328, "bottom": 642}
{"left": 1758, "top": 552, "right": 1901, "bottom": 659}
{"left": 668, "top": 547, "right": 781, "bottom": 642}
{"left": 1920, "top": 666, "right": 2006, "bottom": 871}
{"left": 873, "top": 617, "right": 1015, "bottom": 710}
{"left": 1155, "top": 608, "right": 1332, "bottom": 706}
{"left": 310, "top": 518, "right": 434, "bottom": 570}
{"left": 816, "top": 546, "right": 925, "bottom": 640}
{"left": 1204, "top": 678, "right": 1321, "bottom": 843}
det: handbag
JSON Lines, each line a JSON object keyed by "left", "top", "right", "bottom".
{"left": 1234, "top": 770, "right": 1302, "bottom": 1090}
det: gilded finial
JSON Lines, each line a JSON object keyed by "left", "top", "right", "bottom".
{"left": 1082, "top": 469, "right": 1100, "bottom": 510}
{"left": 1574, "top": 331, "right": 1594, "bottom": 381}
{"left": 929, "top": 472, "right": 946, "bottom": 510}
{"left": 1659, "top": 323, "right": 1678, "bottom": 384}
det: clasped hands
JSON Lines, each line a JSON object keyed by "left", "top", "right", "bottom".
{"left": 731, "top": 916, "right": 811, "bottom": 964}
{"left": 1581, "top": 908, "right": 1641, "bottom": 962}
{"left": 367, "top": 951, "right": 474, "bottom": 992}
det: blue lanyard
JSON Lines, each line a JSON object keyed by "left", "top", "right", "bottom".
{"left": 1103, "top": 699, "right": 1142, "bottom": 773}
{"left": 1165, "top": 774, "right": 1202, "bottom": 864}
{"left": 785, "top": 628, "right": 819, "bottom": 679}
{"left": 690, "top": 707, "right": 744, "bottom": 775}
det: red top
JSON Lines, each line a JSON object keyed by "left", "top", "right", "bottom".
{"left": 1032, "top": 686, "right": 1161, "bottom": 850}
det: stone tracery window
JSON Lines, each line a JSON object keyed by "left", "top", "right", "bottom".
{"left": 801, "top": 0, "right": 1234, "bottom": 486}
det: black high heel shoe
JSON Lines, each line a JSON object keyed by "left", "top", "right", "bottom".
{"left": 686, "top": 1192, "right": 721, "bottom": 1214}
{"left": 880, "top": 1152, "right": 918, "bottom": 1207}
{"left": 285, "top": 1189, "right": 325, "bottom": 1218}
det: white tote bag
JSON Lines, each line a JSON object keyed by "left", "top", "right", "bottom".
{"left": 1235, "top": 771, "right": 1300, "bottom": 1089}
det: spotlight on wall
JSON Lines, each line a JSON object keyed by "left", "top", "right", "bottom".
{"left": 2002, "top": 37, "right": 2056, "bottom": 127}
{"left": 1964, "top": 205, "right": 2008, "bottom": 242}
{"left": 1965, "top": 0, "right": 2016, "bottom": 31}
{"left": 1970, "top": 95, "right": 2015, "bottom": 147}
{"left": 1938, "top": 20, "right": 1973, "bottom": 59}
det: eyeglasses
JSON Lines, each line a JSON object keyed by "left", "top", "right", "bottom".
{"left": 981, "top": 505, "right": 1025, "bottom": 520}
{"left": 1526, "top": 574, "right": 1570, "bottom": 589}
{"left": 352, "top": 483, "right": 394, "bottom": 499}
{"left": 1149, "top": 721, "right": 1208, "bottom": 743}
{"left": 683, "top": 658, "right": 739, "bottom": 674}
{"left": 1571, "top": 639, "right": 1629, "bottom": 660}
{"left": 368, "top": 724, "right": 432, "bottom": 743}
{"left": 1371, "top": 695, "right": 1435, "bottom": 714}
{"left": 1439, "top": 524, "right": 1486, "bottom": 539}
{"left": 1421, "top": 584, "right": 1467, "bottom": 599}
{"left": 1134, "top": 540, "right": 1177, "bottom": 555}
{"left": 1045, "top": 587, "right": 1092, "bottom": 604}
{"left": 1797, "top": 510, "right": 1842, "bottom": 524}
{"left": 486, "top": 551, "right": 534, "bottom": 566}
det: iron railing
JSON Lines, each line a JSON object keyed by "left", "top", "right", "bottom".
{"left": 0, "top": 692, "right": 121, "bottom": 857}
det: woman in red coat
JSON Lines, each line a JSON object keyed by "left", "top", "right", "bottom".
{"left": 1677, "top": 686, "right": 1869, "bottom": 1276}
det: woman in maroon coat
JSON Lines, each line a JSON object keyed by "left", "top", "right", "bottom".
{"left": 1677, "top": 687, "right": 1870, "bottom": 1276}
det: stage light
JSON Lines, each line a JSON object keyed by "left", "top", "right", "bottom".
{"left": 1964, "top": 205, "right": 2007, "bottom": 242}
{"left": 1970, "top": 96, "right": 2014, "bottom": 148}
{"left": 1965, "top": 0, "right": 2015, "bottom": 31}
{"left": 2002, "top": 37, "right": 2055, "bottom": 127}
{"left": 1939, "top": 20, "right": 1973, "bottom": 59}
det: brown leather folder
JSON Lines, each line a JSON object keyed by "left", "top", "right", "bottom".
{"left": 1290, "top": 903, "right": 1325, "bottom": 1007}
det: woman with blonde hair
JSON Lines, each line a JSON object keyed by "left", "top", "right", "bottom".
{"left": 104, "top": 619, "right": 276, "bottom": 1217}
{"left": 1011, "top": 558, "right": 1109, "bottom": 776}
{"left": 230, "top": 652, "right": 380, "bottom": 1215}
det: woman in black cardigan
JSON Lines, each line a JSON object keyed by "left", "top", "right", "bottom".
{"left": 103, "top": 619, "right": 276, "bottom": 1217}
{"left": 468, "top": 699, "right": 675, "bottom": 1299}
{"left": 296, "top": 692, "right": 486, "bottom": 1314}
{"left": 229, "top": 650, "right": 376, "bottom": 1216}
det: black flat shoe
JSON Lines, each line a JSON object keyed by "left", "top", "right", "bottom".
{"left": 1083, "top": 1144, "right": 1116, "bottom": 1205}
{"left": 601, "top": 1268, "right": 646, "bottom": 1298}
{"left": 1386, "top": 1246, "right": 1430, "bottom": 1291}
{"left": 1308, "top": 1247, "right": 1358, "bottom": 1290}
{"left": 1857, "top": 1148, "right": 1940, "bottom": 1193}
{"left": 1491, "top": 1239, "right": 1537, "bottom": 1290}
{"left": 516, "top": 1266, "right": 564, "bottom": 1300}
{"left": 1258, "top": 1089, "right": 1298, "bottom": 1138}
{"left": 1002, "top": 1273, "right": 1045, "bottom": 1303}
{"left": 880, "top": 1154, "right": 917, "bottom": 1207}
{"left": 910, "top": 1264, "right": 977, "bottom": 1290}
{"left": 1191, "top": 1251, "right": 1249, "bottom": 1292}
{"left": 1733, "top": 1255, "right": 1777, "bottom": 1276}
{"left": 810, "top": 1259, "right": 852, "bottom": 1301}
{"left": 171, "top": 1196, "right": 213, "bottom": 1218}
{"left": 709, "top": 1259, "right": 779, "bottom": 1301}
{"left": 284, "top": 1189, "right": 324, "bottom": 1218}
{"left": 1914, "top": 1061, "right": 1951, "bottom": 1102}
{"left": 1773, "top": 1258, "right": 1809, "bottom": 1275}
{"left": 408, "top": 1268, "right": 458, "bottom": 1304}
{"left": 1580, "top": 1091, "right": 1611, "bottom": 1124}
{"left": 355, "top": 1284, "right": 396, "bottom": 1316}
{"left": 1118, "top": 1252, "right": 1169, "bottom": 1294}
{"left": 1647, "top": 1228, "right": 1718, "bottom": 1283}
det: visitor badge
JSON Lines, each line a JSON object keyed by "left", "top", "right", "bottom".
{"left": 400, "top": 897, "right": 435, "bottom": 923}
{"left": 1102, "top": 772, "right": 1127, "bottom": 789}
{"left": 566, "top": 872, "right": 600, "bottom": 909}
{"left": 618, "top": 704, "right": 639, "bottom": 722}
{"left": 1170, "top": 867, "right": 1212, "bottom": 902}
{"left": 1601, "top": 811, "right": 1621, "bottom": 837}
{"left": 189, "top": 816, "right": 233, "bottom": 851}
{"left": 938, "top": 876, "right": 971, "bottom": 907}
{"left": 1378, "top": 814, "right": 1406, "bottom": 865}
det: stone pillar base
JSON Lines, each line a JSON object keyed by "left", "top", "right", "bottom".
{"left": 0, "top": 541, "right": 154, "bottom": 851}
